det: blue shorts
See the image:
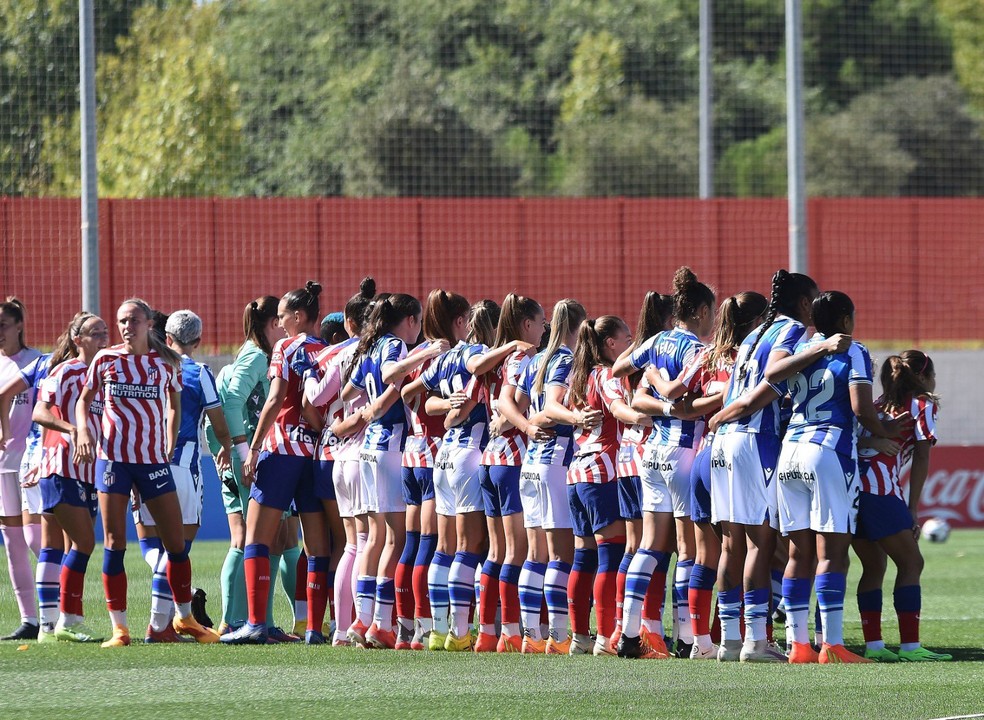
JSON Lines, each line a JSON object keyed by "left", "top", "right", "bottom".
{"left": 95, "top": 460, "right": 175, "bottom": 502}
{"left": 855, "top": 492, "right": 913, "bottom": 542}
{"left": 402, "top": 466, "right": 436, "bottom": 506}
{"left": 568, "top": 482, "right": 621, "bottom": 538}
{"left": 250, "top": 452, "right": 319, "bottom": 513}
{"left": 314, "top": 459, "right": 336, "bottom": 502}
{"left": 690, "top": 445, "right": 713, "bottom": 524}
{"left": 618, "top": 476, "right": 643, "bottom": 520}
{"left": 40, "top": 474, "right": 98, "bottom": 518}
{"left": 481, "top": 465, "right": 523, "bottom": 518}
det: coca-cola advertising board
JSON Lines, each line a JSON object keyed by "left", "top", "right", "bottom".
{"left": 905, "top": 447, "right": 984, "bottom": 529}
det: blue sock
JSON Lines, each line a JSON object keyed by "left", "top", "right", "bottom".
{"left": 400, "top": 530, "right": 420, "bottom": 567}
{"left": 816, "top": 572, "right": 846, "bottom": 646}
{"left": 103, "top": 548, "right": 126, "bottom": 575}
{"left": 598, "top": 541, "right": 625, "bottom": 574}
{"left": 689, "top": 563, "right": 716, "bottom": 591}
{"left": 743, "top": 587, "right": 770, "bottom": 642}
{"left": 415, "top": 533, "right": 437, "bottom": 567}
{"left": 782, "top": 576, "right": 812, "bottom": 644}
{"left": 65, "top": 549, "right": 90, "bottom": 573}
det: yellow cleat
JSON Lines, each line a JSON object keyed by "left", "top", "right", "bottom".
{"left": 444, "top": 629, "right": 475, "bottom": 652}
{"left": 100, "top": 625, "right": 131, "bottom": 648}
{"left": 173, "top": 615, "right": 221, "bottom": 644}
{"left": 545, "top": 636, "right": 572, "bottom": 655}
{"left": 428, "top": 630, "right": 447, "bottom": 651}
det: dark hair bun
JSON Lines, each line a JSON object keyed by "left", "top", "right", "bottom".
{"left": 360, "top": 276, "right": 376, "bottom": 299}
{"left": 673, "top": 266, "right": 698, "bottom": 294}
{"left": 305, "top": 280, "right": 322, "bottom": 298}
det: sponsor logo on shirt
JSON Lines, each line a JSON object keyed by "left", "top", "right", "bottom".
{"left": 106, "top": 382, "right": 160, "bottom": 400}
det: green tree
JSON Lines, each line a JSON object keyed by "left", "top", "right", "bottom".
{"left": 936, "top": 0, "right": 984, "bottom": 112}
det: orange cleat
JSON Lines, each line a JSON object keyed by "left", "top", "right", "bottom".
{"left": 640, "top": 628, "right": 671, "bottom": 658}
{"left": 545, "top": 636, "right": 572, "bottom": 655}
{"left": 497, "top": 634, "right": 523, "bottom": 653}
{"left": 788, "top": 642, "right": 820, "bottom": 664}
{"left": 173, "top": 615, "right": 220, "bottom": 644}
{"left": 819, "top": 643, "right": 873, "bottom": 664}
{"left": 474, "top": 632, "right": 498, "bottom": 653}
{"left": 521, "top": 635, "right": 547, "bottom": 654}
{"left": 365, "top": 622, "right": 397, "bottom": 649}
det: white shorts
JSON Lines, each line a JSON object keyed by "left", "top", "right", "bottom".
{"left": 135, "top": 463, "right": 202, "bottom": 527}
{"left": 20, "top": 453, "right": 43, "bottom": 515}
{"left": 0, "top": 471, "right": 23, "bottom": 516}
{"left": 333, "top": 458, "right": 365, "bottom": 518}
{"left": 640, "top": 443, "right": 695, "bottom": 518}
{"left": 359, "top": 449, "right": 406, "bottom": 514}
{"left": 518, "top": 461, "right": 572, "bottom": 530}
{"left": 433, "top": 444, "right": 483, "bottom": 517}
{"left": 710, "top": 431, "right": 780, "bottom": 529}
{"left": 776, "top": 443, "right": 859, "bottom": 535}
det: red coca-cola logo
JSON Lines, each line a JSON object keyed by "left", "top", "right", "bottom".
{"left": 901, "top": 447, "right": 984, "bottom": 528}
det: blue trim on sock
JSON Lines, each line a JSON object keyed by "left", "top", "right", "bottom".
{"left": 309, "top": 556, "right": 330, "bottom": 573}
{"left": 414, "top": 533, "right": 437, "bottom": 567}
{"left": 244, "top": 543, "right": 269, "bottom": 561}
{"left": 103, "top": 548, "right": 125, "bottom": 575}
{"left": 65, "top": 550, "right": 90, "bottom": 574}
{"left": 572, "top": 547, "right": 599, "bottom": 574}
{"left": 597, "top": 542, "right": 625, "bottom": 573}
{"left": 857, "top": 588, "right": 883, "bottom": 613}
{"left": 400, "top": 531, "right": 421, "bottom": 566}
{"left": 689, "top": 563, "right": 716, "bottom": 591}
{"left": 500, "top": 563, "right": 521, "bottom": 585}
{"left": 893, "top": 584, "right": 920, "bottom": 613}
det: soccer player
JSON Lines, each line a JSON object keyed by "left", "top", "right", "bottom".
{"left": 207, "top": 296, "right": 288, "bottom": 636}
{"left": 766, "top": 291, "right": 905, "bottom": 663}
{"left": 132, "top": 310, "right": 234, "bottom": 643}
{"left": 31, "top": 313, "right": 109, "bottom": 642}
{"left": 565, "top": 316, "right": 650, "bottom": 656}
{"left": 340, "top": 293, "right": 444, "bottom": 649}
{"left": 706, "top": 269, "right": 819, "bottom": 662}
{"left": 853, "top": 351, "right": 952, "bottom": 662}
{"left": 298, "top": 278, "right": 377, "bottom": 644}
{"left": 516, "top": 299, "right": 598, "bottom": 654}
{"left": 75, "top": 298, "right": 219, "bottom": 647}
{"left": 222, "top": 282, "right": 330, "bottom": 645}
{"left": 474, "top": 293, "right": 545, "bottom": 652}
{"left": 0, "top": 297, "right": 44, "bottom": 640}
{"left": 613, "top": 268, "right": 714, "bottom": 659}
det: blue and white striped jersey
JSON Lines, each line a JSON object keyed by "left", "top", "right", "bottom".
{"left": 518, "top": 346, "right": 574, "bottom": 465}
{"left": 631, "top": 328, "right": 704, "bottom": 449}
{"left": 421, "top": 341, "right": 489, "bottom": 450}
{"left": 351, "top": 334, "right": 409, "bottom": 452}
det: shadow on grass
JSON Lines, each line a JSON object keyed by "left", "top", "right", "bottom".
{"left": 948, "top": 646, "right": 984, "bottom": 662}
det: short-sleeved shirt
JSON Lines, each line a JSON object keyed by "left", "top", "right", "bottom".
{"left": 783, "top": 335, "right": 873, "bottom": 458}
{"left": 304, "top": 336, "right": 358, "bottom": 462}
{"left": 175, "top": 355, "right": 221, "bottom": 450}
{"left": 568, "top": 366, "right": 623, "bottom": 484}
{"left": 38, "top": 358, "right": 102, "bottom": 484}
{"left": 630, "top": 328, "right": 704, "bottom": 448}
{"left": 0, "top": 347, "right": 43, "bottom": 472}
{"left": 859, "top": 395, "right": 938, "bottom": 498}
{"left": 262, "top": 334, "right": 326, "bottom": 457}
{"left": 480, "top": 350, "right": 531, "bottom": 466}
{"left": 679, "top": 347, "right": 736, "bottom": 441}
{"left": 402, "top": 342, "right": 449, "bottom": 468}
{"left": 518, "top": 346, "right": 574, "bottom": 466}
{"left": 421, "top": 341, "right": 489, "bottom": 450}
{"left": 85, "top": 346, "right": 182, "bottom": 464}
{"left": 719, "top": 315, "right": 807, "bottom": 437}
{"left": 351, "top": 334, "right": 409, "bottom": 453}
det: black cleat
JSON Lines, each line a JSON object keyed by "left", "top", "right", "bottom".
{"left": 675, "top": 640, "right": 693, "bottom": 659}
{"left": 191, "top": 587, "right": 214, "bottom": 628}
{"left": 1, "top": 622, "right": 40, "bottom": 641}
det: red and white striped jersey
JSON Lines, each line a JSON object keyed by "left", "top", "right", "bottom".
{"left": 480, "top": 350, "right": 530, "bottom": 466}
{"left": 38, "top": 358, "right": 102, "bottom": 484}
{"left": 859, "top": 395, "right": 938, "bottom": 498}
{"left": 263, "top": 334, "right": 325, "bottom": 457}
{"left": 306, "top": 337, "right": 357, "bottom": 463}
{"left": 679, "top": 347, "right": 735, "bottom": 447}
{"left": 85, "top": 346, "right": 181, "bottom": 464}
{"left": 617, "top": 374, "right": 651, "bottom": 479}
{"left": 567, "top": 366, "right": 623, "bottom": 484}
{"left": 403, "top": 343, "right": 446, "bottom": 469}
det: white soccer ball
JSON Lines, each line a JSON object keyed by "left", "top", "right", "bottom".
{"left": 921, "top": 517, "right": 951, "bottom": 543}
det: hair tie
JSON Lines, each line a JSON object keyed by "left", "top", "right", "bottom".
{"left": 919, "top": 354, "right": 931, "bottom": 375}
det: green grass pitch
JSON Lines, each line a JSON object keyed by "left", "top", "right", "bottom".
{"left": 0, "top": 532, "right": 981, "bottom": 720}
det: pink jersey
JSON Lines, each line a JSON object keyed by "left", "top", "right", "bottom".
{"left": 402, "top": 343, "right": 446, "bottom": 469}
{"left": 679, "top": 347, "right": 735, "bottom": 446}
{"left": 0, "top": 347, "right": 43, "bottom": 472}
{"left": 85, "top": 346, "right": 181, "bottom": 464}
{"left": 860, "top": 395, "right": 938, "bottom": 498}
{"left": 330, "top": 341, "right": 368, "bottom": 463}
{"left": 38, "top": 359, "right": 102, "bottom": 484}
{"left": 480, "top": 350, "right": 531, "bottom": 466}
{"left": 306, "top": 337, "right": 357, "bottom": 462}
{"left": 568, "top": 366, "right": 623, "bottom": 484}
{"left": 263, "top": 334, "right": 325, "bottom": 457}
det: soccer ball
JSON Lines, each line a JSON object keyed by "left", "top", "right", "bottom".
{"left": 921, "top": 517, "right": 951, "bottom": 543}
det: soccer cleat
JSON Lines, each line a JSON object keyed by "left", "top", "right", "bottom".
{"left": 689, "top": 642, "right": 720, "bottom": 660}
{"left": 1, "top": 622, "right": 39, "bottom": 641}
{"left": 305, "top": 630, "right": 326, "bottom": 645}
{"left": 788, "top": 641, "right": 820, "bottom": 664}
{"left": 717, "top": 639, "right": 743, "bottom": 662}
{"left": 395, "top": 622, "right": 414, "bottom": 650}
{"left": 740, "top": 639, "right": 788, "bottom": 663}
{"left": 610, "top": 627, "right": 621, "bottom": 647}
{"left": 332, "top": 637, "right": 352, "bottom": 647}
{"left": 545, "top": 636, "right": 571, "bottom": 655}
{"left": 267, "top": 626, "right": 300, "bottom": 644}
{"left": 366, "top": 622, "right": 397, "bottom": 650}
{"left": 569, "top": 635, "right": 594, "bottom": 656}
{"left": 592, "top": 636, "right": 617, "bottom": 657}
{"left": 346, "top": 619, "right": 370, "bottom": 647}
{"left": 640, "top": 628, "right": 671, "bottom": 658}
{"left": 428, "top": 630, "right": 448, "bottom": 651}
{"left": 145, "top": 623, "right": 192, "bottom": 644}
{"left": 497, "top": 633, "right": 523, "bottom": 653}
{"left": 292, "top": 618, "right": 307, "bottom": 637}
{"left": 616, "top": 633, "right": 668, "bottom": 659}
{"left": 864, "top": 646, "right": 899, "bottom": 663}
{"left": 191, "top": 587, "right": 214, "bottom": 628}
{"left": 818, "top": 643, "right": 873, "bottom": 664}
{"left": 101, "top": 625, "right": 131, "bottom": 648}
{"left": 219, "top": 622, "right": 268, "bottom": 645}
{"left": 409, "top": 620, "right": 430, "bottom": 651}
{"left": 521, "top": 634, "right": 547, "bottom": 654}
{"left": 474, "top": 632, "right": 498, "bottom": 653}
{"left": 37, "top": 624, "right": 57, "bottom": 643}
{"left": 675, "top": 640, "right": 694, "bottom": 659}
{"left": 174, "top": 614, "right": 221, "bottom": 644}
{"left": 444, "top": 629, "right": 475, "bottom": 652}
{"left": 54, "top": 623, "right": 103, "bottom": 644}
{"left": 898, "top": 646, "right": 953, "bottom": 662}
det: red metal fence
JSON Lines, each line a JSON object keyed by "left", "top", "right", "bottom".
{"left": 2, "top": 197, "right": 982, "bottom": 349}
